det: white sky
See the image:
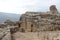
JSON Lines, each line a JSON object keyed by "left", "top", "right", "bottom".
{"left": 0, "top": 0, "right": 60, "bottom": 14}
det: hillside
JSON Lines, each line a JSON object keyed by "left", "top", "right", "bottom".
{"left": 0, "top": 12, "right": 21, "bottom": 23}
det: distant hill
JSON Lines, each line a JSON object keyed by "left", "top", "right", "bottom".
{"left": 0, "top": 12, "right": 21, "bottom": 23}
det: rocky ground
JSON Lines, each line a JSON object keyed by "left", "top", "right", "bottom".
{"left": 1, "top": 27, "right": 60, "bottom": 40}
{"left": 12, "top": 31, "right": 60, "bottom": 40}
{"left": 0, "top": 28, "right": 11, "bottom": 40}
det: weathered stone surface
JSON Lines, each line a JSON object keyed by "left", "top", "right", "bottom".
{"left": 19, "top": 5, "right": 60, "bottom": 32}
{"left": 13, "top": 31, "right": 60, "bottom": 40}
{"left": 19, "top": 12, "right": 60, "bottom": 32}
{"left": 0, "top": 5, "right": 60, "bottom": 40}
{"left": 49, "top": 5, "right": 58, "bottom": 14}
{"left": 0, "top": 28, "right": 11, "bottom": 40}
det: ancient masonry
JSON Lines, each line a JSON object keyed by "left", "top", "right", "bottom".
{"left": 0, "top": 5, "right": 60, "bottom": 40}
{"left": 13, "top": 5, "right": 60, "bottom": 40}
{"left": 19, "top": 5, "right": 60, "bottom": 32}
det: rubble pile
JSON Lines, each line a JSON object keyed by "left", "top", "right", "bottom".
{"left": 0, "top": 27, "right": 11, "bottom": 40}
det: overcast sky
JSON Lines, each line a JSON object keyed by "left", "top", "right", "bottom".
{"left": 0, "top": 0, "right": 60, "bottom": 14}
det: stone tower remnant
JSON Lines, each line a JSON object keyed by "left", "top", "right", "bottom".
{"left": 50, "top": 5, "right": 58, "bottom": 14}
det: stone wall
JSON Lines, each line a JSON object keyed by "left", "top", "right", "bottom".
{"left": 19, "top": 12, "right": 60, "bottom": 32}
{"left": 19, "top": 5, "right": 59, "bottom": 32}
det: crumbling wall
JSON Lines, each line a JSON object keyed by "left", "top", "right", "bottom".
{"left": 19, "top": 5, "right": 60, "bottom": 32}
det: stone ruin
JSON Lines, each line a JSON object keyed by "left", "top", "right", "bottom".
{"left": 50, "top": 5, "right": 58, "bottom": 14}
{"left": 0, "top": 27, "right": 11, "bottom": 40}
{"left": 0, "top": 20, "right": 19, "bottom": 40}
{"left": 19, "top": 5, "right": 60, "bottom": 32}
{"left": 0, "top": 5, "right": 60, "bottom": 40}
